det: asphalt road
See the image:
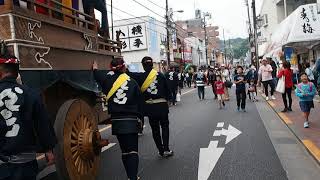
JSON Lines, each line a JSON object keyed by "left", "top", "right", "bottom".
{"left": 97, "top": 87, "right": 288, "bottom": 180}
{"left": 40, "top": 87, "right": 292, "bottom": 180}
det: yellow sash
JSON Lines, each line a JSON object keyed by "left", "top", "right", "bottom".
{"left": 105, "top": 73, "right": 130, "bottom": 101}
{"left": 141, "top": 69, "right": 158, "bottom": 93}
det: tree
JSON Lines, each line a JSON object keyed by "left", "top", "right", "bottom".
{"left": 219, "top": 38, "right": 249, "bottom": 60}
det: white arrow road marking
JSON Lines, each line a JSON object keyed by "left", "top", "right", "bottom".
{"left": 216, "top": 122, "right": 224, "bottom": 128}
{"left": 213, "top": 124, "right": 242, "bottom": 144}
{"left": 198, "top": 141, "right": 225, "bottom": 180}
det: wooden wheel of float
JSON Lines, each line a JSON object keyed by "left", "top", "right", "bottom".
{"left": 54, "top": 99, "right": 105, "bottom": 180}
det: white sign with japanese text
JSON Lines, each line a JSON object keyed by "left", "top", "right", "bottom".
{"left": 114, "top": 23, "right": 147, "bottom": 52}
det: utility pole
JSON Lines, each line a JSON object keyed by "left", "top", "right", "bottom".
{"left": 223, "top": 29, "right": 227, "bottom": 65}
{"left": 203, "top": 15, "right": 208, "bottom": 66}
{"left": 245, "top": 0, "right": 252, "bottom": 36}
{"left": 166, "top": 0, "right": 171, "bottom": 68}
{"left": 229, "top": 38, "right": 233, "bottom": 65}
{"left": 111, "top": 0, "right": 114, "bottom": 39}
{"left": 245, "top": 0, "right": 253, "bottom": 65}
{"left": 252, "top": 0, "right": 259, "bottom": 67}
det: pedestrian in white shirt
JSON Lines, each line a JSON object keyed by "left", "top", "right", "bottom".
{"left": 221, "top": 64, "right": 230, "bottom": 101}
{"left": 305, "top": 63, "right": 315, "bottom": 84}
{"left": 258, "top": 59, "right": 276, "bottom": 101}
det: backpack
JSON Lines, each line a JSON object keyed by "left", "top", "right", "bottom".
{"left": 197, "top": 72, "right": 204, "bottom": 80}
{"left": 297, "top": 82, "right": 313, "bottom": 93}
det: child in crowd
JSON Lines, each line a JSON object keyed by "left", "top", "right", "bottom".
{"left": 295, "top": 73, "right": 317, "bottom": 128}
{"left": 214, "top": 75, "right": 225, "bottom": 109}
{"left": 248, "top": 79, "right": 257, "bottom": 102}
{"left": 234, "top": 66, "right": 247, "bottom": 112}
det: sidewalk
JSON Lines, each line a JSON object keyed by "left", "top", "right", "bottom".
{"left": 262, "top": 90, "right": 320, "bottom": 164}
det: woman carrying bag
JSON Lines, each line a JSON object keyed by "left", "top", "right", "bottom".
{"left": 277, "top": 61, "right": 294, "bottom": 112}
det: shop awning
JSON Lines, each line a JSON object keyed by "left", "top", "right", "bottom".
{"left": 266, "top": 3, "right": 320, "bottom": 54}
{"left": 258, "top": 43, "right": 268, "bottom": 57}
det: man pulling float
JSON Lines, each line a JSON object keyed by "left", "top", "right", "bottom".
{"left": 93, "top": 57, "right": 142, "bottom": 180}
{"left": 0, "top": 49, "right": 57, "bottom": 180}
{"left": 128, "top": 56, "right": 174, "bottom": 158}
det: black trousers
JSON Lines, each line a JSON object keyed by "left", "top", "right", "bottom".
{"left": 83, "top": 0, "right": 109, "bottom": 37}
{"left": 0, "top": 160, "right": 38, "bottom": 180}
{"left": 197, "top": 86, "right": 205, "bottom": 100}
{"left": 187, "top": 80, "right": 192, "bottom": 88}
{"left": 116, "top": 134, "right": 139, "bottom": 180}
{"left": 262, "top": 80, "right": 275, "bottom": 97}
{"left": 282, "top": 88, "right": 292, "bottom": 109}
{"left": 236, "top": 89, "right": 246, "bottom": 109}
{"left": 169, "top": 88, "right": 177, "bottom": 104}
{"left": 148, "top": 113, "right": 170, "bottom": 153}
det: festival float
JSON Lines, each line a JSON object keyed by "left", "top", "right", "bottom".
{"left": 0, "top": 0, "right": 121, "bottom": 179}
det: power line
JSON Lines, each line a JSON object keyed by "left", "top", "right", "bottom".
{"left": 130, "top": 0, "right": 166, "bottom": 20}
{"left": 107, "top": 3, "right": 167, "bottom": 29}
{"left": 108, "top": 10, "right": 166, "bottom": 36}
{"left": 146, "top": 0, "right": 166, "bottom": 10}
{"left": 108, "top": 4, "right": 195, "bottom": 45}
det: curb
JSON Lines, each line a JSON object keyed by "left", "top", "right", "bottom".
{"left": 260, "top": 93, "right": 320, "bottom": 165}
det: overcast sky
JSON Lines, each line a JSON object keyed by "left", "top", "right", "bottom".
{"left": 101, "top": 0, "right": 263, "bottom": 38}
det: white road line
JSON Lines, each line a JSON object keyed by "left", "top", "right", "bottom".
{"left": 181, "top": 88, "right": 196, "bottom": 95}
{"left": 101, "top": 143, "right": 117, "bottom": 152}
{"left": 182, "top": 86, "right": 211, "bottom": 96}
{"left": 99, "top": 124, "right": 112, "bottom": 132}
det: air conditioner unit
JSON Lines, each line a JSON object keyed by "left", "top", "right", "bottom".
{"left": 262, "top": 14, "right": 268, "bottom": 27}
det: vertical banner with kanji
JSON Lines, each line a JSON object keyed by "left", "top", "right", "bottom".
{"left": 114, "top": 23, "right": 147, "bottom": 52}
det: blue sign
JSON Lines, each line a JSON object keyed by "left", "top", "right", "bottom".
{"left": 149, "top": 18, "right": 158, "bottom": 57}
{"left": 284, "top": 47, "right": 294, "bottom": 62}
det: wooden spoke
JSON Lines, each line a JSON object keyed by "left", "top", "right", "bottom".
{"left": 54, "top": 99, "right": 100, "bottom": 180}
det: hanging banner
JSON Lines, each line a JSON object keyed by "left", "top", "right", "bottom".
{"left": 284, "top": 47, "right": 294, "bottom": 62}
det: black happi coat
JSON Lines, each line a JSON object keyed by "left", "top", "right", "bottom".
{"left": 94, "top": 70, "right": 143, "bottom": 135}
{"left": 0, "top": 77, "right": 57, "bottom": 156}
{"left": 128, "top": 70, "right": 171, "bottom": 117}
{"left": 165, "top": 71, "right": 179, "bottom": 90}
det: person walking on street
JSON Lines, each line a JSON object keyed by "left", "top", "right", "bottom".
{"left": 246, "top": 65, "right": 258, "bottom": 100}
{"left": 295, "top": 73, "right": 317, "bottom": 128}
{"left": 128, "top": 56, "right": 174, "bottom": 158}
{"left": 259, "top": 59, "right": 276, "bottom": 101}
{"left": 221, "top": 64, "right": 230, "bottom": 101}
{"left": 269, "top": 58, "right": 278, "bottom": 85}
{"left": 214, "top": 75, "right": 225, "bottom": 109}
{"left": 194, "top": 69, "right": 207, "bottom": 100}
{"left": 277, "top": 61, "right": 294, "bottom": 112}
{"left": 248, "top": 80, "right": 257, "bottom": 102}
{"left": 165, "top": 67, "right": 178, "bottom": 106}
{"left": 234, "top": 66, "right": 247, "bottom": 112}
{"left": 305, "top": 63, "right": 315, "bottom": 85}
{"left": 208, "top": 68, "right": 218, "bottom": 99}
{"left": 186, "top": 72, "right": 192, "bottom": 88}
{"left": 93, "top": 58, "right": 143, "bottom": 180}
{"left": 177, "top": 70, "right": 184, "bottom": 95}
{"left": 0, "top": 54, "right": 57, "bottom": 180}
